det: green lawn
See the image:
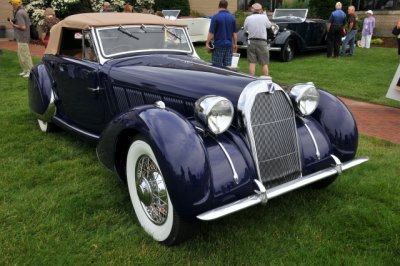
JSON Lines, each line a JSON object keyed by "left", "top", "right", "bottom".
{"left": 195, "top": 44, "right": 400, "bottom": 108}
{"left": 0, "top": 50, "right": 399, "bottom": 264}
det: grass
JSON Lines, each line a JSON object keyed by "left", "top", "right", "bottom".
{"left": 0, "top": 50, "right": 399, "bottom": 264}
{"left": 195, "top": 44, "right": 400, "bottom": 108}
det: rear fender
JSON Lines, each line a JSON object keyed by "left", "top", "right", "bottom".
{"left": 97, "top": 105, "right": 213, "bottom": 218}
{"left": 28, "top": 64, "right": 54, "bottom": 121}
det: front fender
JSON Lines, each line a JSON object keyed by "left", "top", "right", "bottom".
{"left": 28, "top": 63, "right": 54, "bottom": 121}
{"left": 311, "top": 90, "right": 358, "bottom": 162}
{"left": 97, "top": 106, "right": 212, "bottom": 218}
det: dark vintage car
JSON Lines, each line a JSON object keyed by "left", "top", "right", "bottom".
{"left": 28, "top": 13, "right": 368, "bottom": 245}
{"left": 237, "top": 9, "right": 327, "bottom": 62}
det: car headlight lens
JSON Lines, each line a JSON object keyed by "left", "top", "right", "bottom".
{"left": 289, "top": 82, "right": 319, "bottom": 116}
{"left": 271, "top": 23, "right": 279, "bottom": 36}
{"left": 195, "top": 96, "right": 234, "bottom": 134}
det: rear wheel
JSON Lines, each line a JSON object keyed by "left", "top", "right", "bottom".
{"left": 280, "top": 40, "right": 295, "bottom": 62}
{"left": 126, "top": 137, "right": 193, "bottom": 245}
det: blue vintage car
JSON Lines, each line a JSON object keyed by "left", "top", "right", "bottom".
{"left": 238, "top": 9, "right": 328, "bottom": 61}
{"left": 28, "top": 13, "right": 368, "bottom": 245}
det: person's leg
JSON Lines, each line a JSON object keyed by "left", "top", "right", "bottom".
{"left": 261, "top": 64, "right": 269, "bottom": 76}
{"left": 333, "top": 28, "right": 342, "bottom": 57}
{"left": 222, "top": 48, "right": 232, "bottom": 67}
{"left": 19, "top": 42, "right": 33, "bottom": 73}
{"left": 327, "top": 30, "right": 334, "bottom": 57}
{"left": 212, "top": 48, "right": 224, "bottom": 67}
{"left": 247, "top": 42, "right": 257, "bottom": 75}
{"left": 397, "top": 38, "right": 400, "bottom": 55}
{"left": 341, "top": 33, "right": 350, "bottom": 56}
{"left": 348, "top": 30, "right": 357, "bottom": 55}
{"left": 249, "top": 63, "right": 256, "bottom": 76}
{"left": 17, "top": 42, "right": 24, "bottom": 73}
{"left": 361, "top": 35, "right": 366, "bottom": 48}
{"left": 365, "top": 35, "right": 372, "bottom": 48}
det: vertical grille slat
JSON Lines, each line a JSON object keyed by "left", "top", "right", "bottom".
{"left": 248, "top": 91, "right": 301, "bottom": 188}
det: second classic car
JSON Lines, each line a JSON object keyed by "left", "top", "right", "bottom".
{"left": 28, "top": 13, "right": 368, "bottom": 245}
{"left": 238, "top": 9, "right": 328, "bottom": 61}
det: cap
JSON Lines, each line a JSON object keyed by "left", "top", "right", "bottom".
{"left": 366, "top": 10, "right": 373, "bottom": 15}
{"left": 251, "top": 3, "right": 263, "bottom": 12}
{"left": 10, "top": 0, "right": 21, "bottom": 5}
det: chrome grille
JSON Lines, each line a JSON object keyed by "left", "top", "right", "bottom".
{"left": 247, "top": 90, "right": 301, "bottom": 188}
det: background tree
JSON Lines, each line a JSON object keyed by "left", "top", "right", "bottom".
{"left": 309, "top": 0, "right": 351, "bottom": 19}
{"left": 154, "top": 0, "right": 190, "bottom": 16}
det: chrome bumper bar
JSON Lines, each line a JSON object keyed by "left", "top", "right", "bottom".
{"left": 197, "top": 155, "right": 369, "bottom": 221}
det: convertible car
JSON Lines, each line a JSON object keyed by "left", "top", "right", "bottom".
{"left": 237, "top": 9, "right": 328, "bottom": 61}
{"left": 28, "top": 13, "right": 368, "bottom": 245}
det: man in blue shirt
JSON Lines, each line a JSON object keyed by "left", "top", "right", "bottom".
{"left": 206, "top": 0, "right": 237, "bottom": 67}
{"left": 326, "top": 2, "right": 346, "bottom": 58}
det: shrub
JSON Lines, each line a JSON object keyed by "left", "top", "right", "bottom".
{"left": 371, "top": 38, "right": 384, "bottom": 45}
{"left": 281, "top": 0, "right": 309, "bottom": 9}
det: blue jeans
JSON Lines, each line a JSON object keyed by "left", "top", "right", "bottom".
{"left": 341, "top": 29, "right": 357, "bottom": 56}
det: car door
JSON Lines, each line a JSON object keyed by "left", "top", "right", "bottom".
{"left": 50, "top": 30, "right": 106, "bottom": 134}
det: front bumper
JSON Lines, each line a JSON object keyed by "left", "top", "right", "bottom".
{"left": 237, "top": 44, "right": 281, "bottom": 52}
{"left": 197, "top": 155, "right": 369, "bottom": 221}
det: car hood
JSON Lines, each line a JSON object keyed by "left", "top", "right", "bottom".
{"left": 107, "top": 54, "right": 256, "bottom": 105}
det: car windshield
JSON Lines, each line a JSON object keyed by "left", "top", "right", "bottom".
{"left": 162, "top": 10, "right": 181, "bottom": 20}
{"left": 272, "top": 9, "right": 308, "bottom": 21}
{"left": 96, "top": 25, "right": 191, "bottom": 57}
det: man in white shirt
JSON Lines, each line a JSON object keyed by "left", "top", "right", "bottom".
{"left": 243, "top": 3, "right": 271, "bottom": 76}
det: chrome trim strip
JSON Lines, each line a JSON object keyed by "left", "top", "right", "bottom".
{"left": 269, "top": 47, "right": 282, "bottom": 52}
{"left": 213, "top": 138, "right": 239, "bottom": 184}
{"left": 302, "top": 118, "right": 321, "bottom": 160}
{"left": 197, "top": 156, "right": 369, "bottom": 221}
{"left": 53, "top": 117, "right": 100, "bottom": 140}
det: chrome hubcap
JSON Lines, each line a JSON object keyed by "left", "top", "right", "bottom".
{"left": 135, "top": 155, "right": 168, "bottom": 225}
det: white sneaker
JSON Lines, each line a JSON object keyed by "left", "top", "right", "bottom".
{"left": 19, "top": 71, "right": 27, "bottom": 76}
{"left": 22, "top": 72, "right": 30, "bottom": 78}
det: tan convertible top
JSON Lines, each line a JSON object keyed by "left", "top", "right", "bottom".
{"left": 45, "top": 12, "right": 187, "bottom": 55}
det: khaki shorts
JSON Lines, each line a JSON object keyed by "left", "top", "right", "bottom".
{"left": 247, "top": 40, "right": 269, "bottom": 65}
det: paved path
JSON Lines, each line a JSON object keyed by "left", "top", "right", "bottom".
{"left": 1, "top": 39, "right": 399, "bottom": 144}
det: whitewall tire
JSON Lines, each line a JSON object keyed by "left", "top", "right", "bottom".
{"left": 126, "top": 137, "right": 192, "bottom": 245}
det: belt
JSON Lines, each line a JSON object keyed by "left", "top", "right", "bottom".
{"left": 249, "top": 38, "right": 267, "bottom": 41}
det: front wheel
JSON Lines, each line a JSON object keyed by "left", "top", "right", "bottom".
{"left": 280, "top": 40, "right": 295, "bottom": 62}
{"left": 126, "top": 137, "right": 193, "bottom": 245}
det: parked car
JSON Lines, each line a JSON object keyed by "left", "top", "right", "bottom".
{"left": 28, "top": 13, "right": 368, "bottom": 245}
{"left": 237, "top": 9, "right": 328, "bottom": 61}
{"left": 162, "top": 10, "right": 211, "bottom": 42}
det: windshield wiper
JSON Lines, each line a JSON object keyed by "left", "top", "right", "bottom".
{"left": 163, "top": 26, "right": 181, "bottom": 41}
{"left": 118, "top": 25, "right": 139, "bottom": 40}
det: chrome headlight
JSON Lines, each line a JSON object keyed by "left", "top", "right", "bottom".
{"left": 271, "top": 23, "right": 279, "bottom": 36}
{"left": 195, "top": 96, "right": 234, "bottom": 134}
{"left": 289, "top": 82, "right": 320, "bottom": 116}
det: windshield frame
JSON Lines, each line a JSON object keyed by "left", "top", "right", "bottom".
{"left": 272, "top": 9, "right": 308, "bottom": 22}
{"left": 94, "top": 24, "right": 193, "bottom": 61}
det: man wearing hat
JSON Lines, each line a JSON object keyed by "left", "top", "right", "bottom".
{"left": 9, "top": 0, "right": 33, "bottom": 78}
{"left": 361, "top": 10, "right": 375, "bottom": 48}
{"left": 243, "top": 3, "right": 271, "bottom": 76}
